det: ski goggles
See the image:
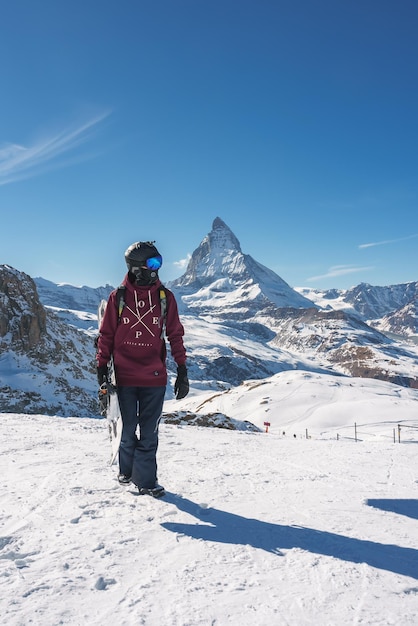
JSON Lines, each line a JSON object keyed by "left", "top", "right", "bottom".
{"left": 144, "top": 255, "right": 163, "bottom": 270}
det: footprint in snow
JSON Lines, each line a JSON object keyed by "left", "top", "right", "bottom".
{"left": 95, "top": 576, "right": 116, "bottom": 590}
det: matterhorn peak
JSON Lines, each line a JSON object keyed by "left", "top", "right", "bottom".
{"left": 210, "top": 217, "right": 242, "bottom": 253}
{"left": 171, "top": 218, "right": 315, "bottom": 312}
{"left": 172, "top": 217, "right": 246, "bottom": 288}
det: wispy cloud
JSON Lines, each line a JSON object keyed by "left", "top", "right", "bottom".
{"left": 174, "top": 253, "right": 192, "bottom": 270}
{"left": 359, "top": 233, "right": 418, "bottom": 249}
{"left": 0, "top": 111, "right": 110, "bottom": 186}
{"left": 307, "top": 265, "right": 374, "bottom": 282}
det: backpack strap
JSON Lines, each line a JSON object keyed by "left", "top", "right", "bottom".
{"left": 159, "top": 286, "right": 167, "bottom": 338}
{"left": 116, "top": 285, "right": 126, "bottom": 324}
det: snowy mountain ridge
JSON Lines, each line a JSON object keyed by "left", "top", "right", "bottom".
{"left": 34, "top": 277, "right": 113, "bottom": 314}
{"left": 171, "top": 217, "right": 315, "bottom": 312}
{"left": 297, "top": 281, "right": 418, "bottom": 340}
{"left": 1, "top": 218, "right": 418, "bottom": 418}
{"left": 167, "top": 219, "right": 418, "bottom": 389}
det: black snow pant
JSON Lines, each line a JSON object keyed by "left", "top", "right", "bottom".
{"left": 117, "top": 386, "right": 166, "bottom": 489}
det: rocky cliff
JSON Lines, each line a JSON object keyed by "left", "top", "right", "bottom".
{"left": 0, "top": 264, "right": 97, "bottom": 416}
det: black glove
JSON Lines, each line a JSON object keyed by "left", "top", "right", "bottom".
{"left": 97, "top": 365, "right": 109, "bottom": 415}
{"left": 97, "top": 365, "right": 108, "bottom": 386}
{"left": 174, "top": 364, "right": 189, "bottom": 400}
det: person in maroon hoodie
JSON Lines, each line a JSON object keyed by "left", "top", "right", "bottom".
{"left": 96, "top": 241, "right": 189, "bottom": 497}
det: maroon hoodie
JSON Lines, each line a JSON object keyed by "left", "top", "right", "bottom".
{"left": 97, "top": 275, "right": 186, "bottom": 387}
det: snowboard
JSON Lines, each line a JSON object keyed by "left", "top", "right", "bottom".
{"left": 97, "top": 299, "right": 123, "bottom": 466}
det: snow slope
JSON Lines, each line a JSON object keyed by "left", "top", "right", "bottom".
{"left": 166, "top": 369, "right": 418, "bottom": 440}
{"left": 1, "top": 408, "right": 418, "bottom": 626}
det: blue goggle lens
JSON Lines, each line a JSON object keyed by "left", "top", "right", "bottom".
{"left": 145, "top": 255, "right": 163, "bottom": 270}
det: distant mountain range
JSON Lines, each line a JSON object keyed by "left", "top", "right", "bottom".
{"left": 1, "top": 217, "right": 417, "bottom": 417}
{"left": 297, "top": 282, "right": 418, "bottom": 341}
{"left": 169, "top": 218, "right": 418, "bottom": 388}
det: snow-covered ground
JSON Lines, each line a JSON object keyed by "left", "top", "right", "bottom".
{"left": 167, "top": 369, "right": 418, "bottom": 442}
{"left": 1, "top": 404, "right": 418, "bottom": 625}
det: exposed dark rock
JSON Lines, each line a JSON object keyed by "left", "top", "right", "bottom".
{"left": 0, "top": 265, "right": 46, "bottom": 351}
{"left": 0, "top": 264, "right": 97, "bottom": 417}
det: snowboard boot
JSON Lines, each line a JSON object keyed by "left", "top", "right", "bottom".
{"left": 138, "top": 484, "right": 165, "bottom": 498}
{"left": 118, "top": 474, "right": 131, "bottom": 485}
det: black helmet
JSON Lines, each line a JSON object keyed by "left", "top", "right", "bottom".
{"left": 124, "top": 241, "right": 163, "bottom": 285}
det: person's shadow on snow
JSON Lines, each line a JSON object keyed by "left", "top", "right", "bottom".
{"left": 366, "top": 498, "right": 418, "bottom": 521}
{"left": 162, "top": 493, "right": 418, "bottom": 580}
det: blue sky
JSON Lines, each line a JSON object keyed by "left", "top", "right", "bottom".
{"left": 1, "top": 0, "right": 417, "bottom": 290}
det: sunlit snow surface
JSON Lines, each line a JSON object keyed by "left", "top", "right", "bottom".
{"left": 1, "top": 399, "right": 418, "bottom": 625}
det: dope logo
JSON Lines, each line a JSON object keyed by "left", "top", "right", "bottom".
{"left": 123, "top": 291, "right": 160, "bottom": 337}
